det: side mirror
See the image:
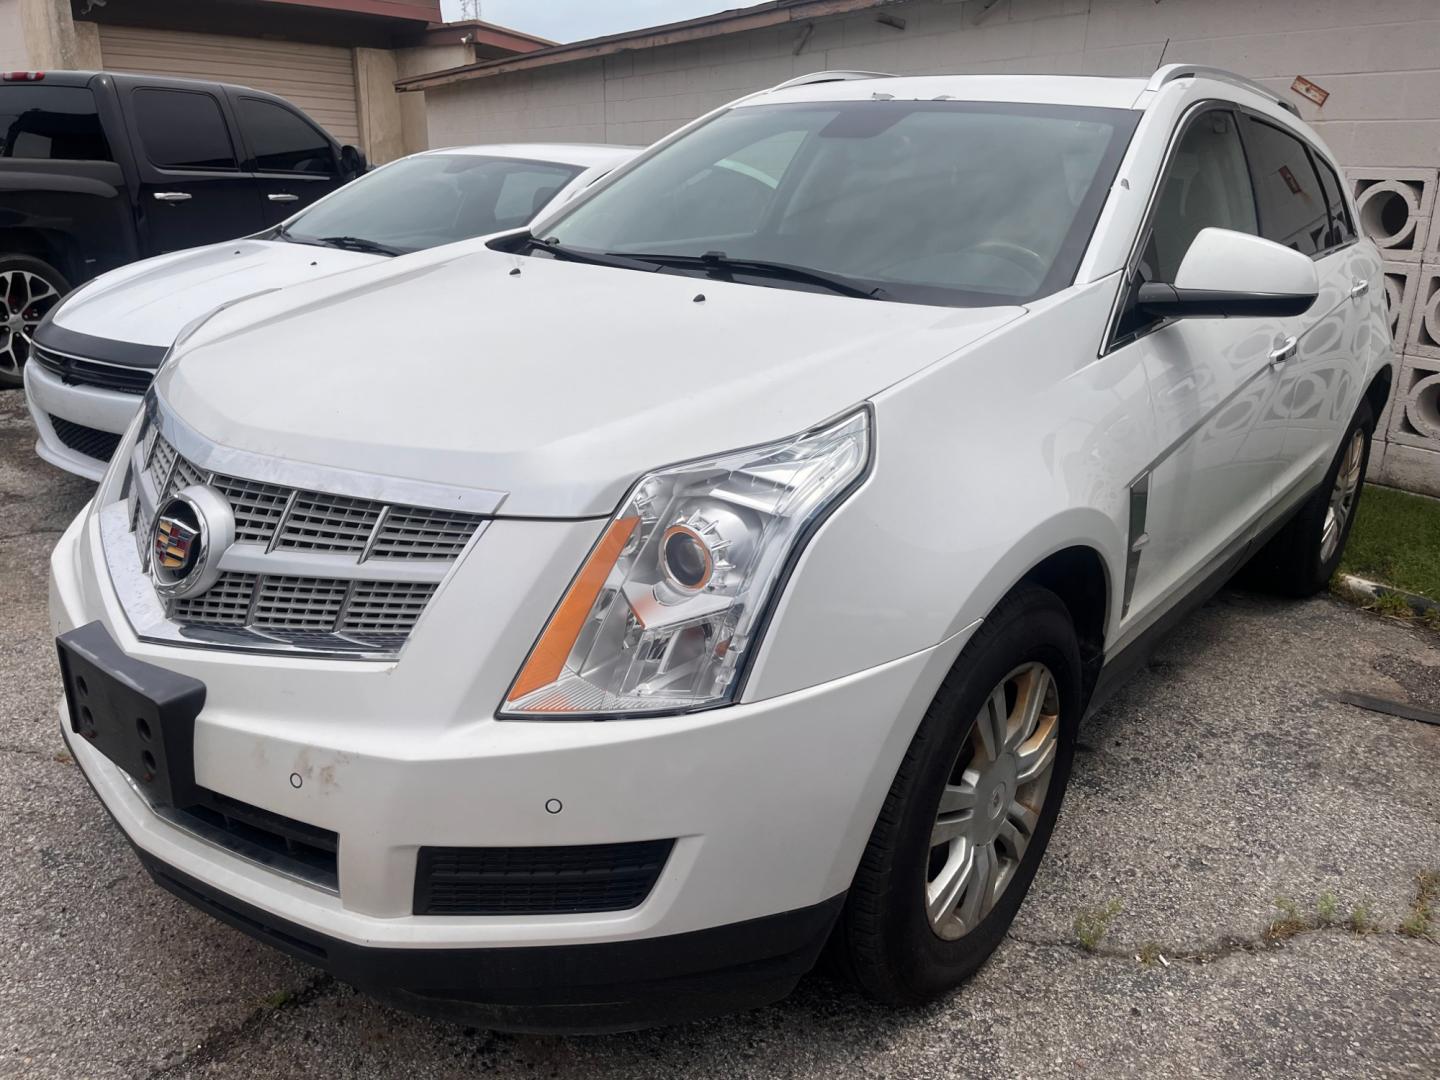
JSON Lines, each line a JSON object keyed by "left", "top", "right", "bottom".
{"left": 1137, "top": 227, "right": 1319, "bottom": 319}
{"left": 339, "top": 144, "right": 368, "bottom": 180}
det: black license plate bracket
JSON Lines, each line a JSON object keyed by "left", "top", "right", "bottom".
{"left": 57, "top": 621, "right": 207, "bottom": 809}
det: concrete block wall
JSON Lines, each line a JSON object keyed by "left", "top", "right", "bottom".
{"left": 422, "top": 0, "right": 1440, "bottom": 495}
{"left": 1352, "top": 165, "right": 1440, "bottom": 496}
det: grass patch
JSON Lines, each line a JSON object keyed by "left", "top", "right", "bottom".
{"left": 1073, "top": 900, "right": 1121, "bottom": 952}
{"left": 1340, "top": 486, "right": 1440, "bottom": 600}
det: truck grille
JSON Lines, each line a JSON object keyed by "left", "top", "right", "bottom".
{"left": 126, "top": 426, "right": 487, "bottom": 654}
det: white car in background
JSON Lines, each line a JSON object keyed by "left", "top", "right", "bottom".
{"left": 23, "top": 142, "right": 637, "bottom": 479}
{"left": 50, "top": 67, "right": 1389, "bottom": 1031}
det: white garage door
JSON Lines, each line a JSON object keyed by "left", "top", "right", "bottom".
{"left": 98, "top": 25, "right": 360, "bottom": 146}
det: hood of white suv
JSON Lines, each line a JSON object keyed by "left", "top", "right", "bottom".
{"left": 53, "top": 239, "right": 381, "bottom": 351}
{"left": 159, "top": 249, "right": 1022, "bottom": 517}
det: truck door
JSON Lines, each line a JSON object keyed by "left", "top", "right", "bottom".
{"left": 122, "top": 85, "right": 264, "bottom": 255}
{"left": 232, "top": 95, "right": 347, "bottom": 227}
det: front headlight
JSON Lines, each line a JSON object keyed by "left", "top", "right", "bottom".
{"left": 501, "top": 408, "right": 871, "bottom": 718}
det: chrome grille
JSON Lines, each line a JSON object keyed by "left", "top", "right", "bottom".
{"left": 371, "top": 507, "right": 482, "bottom": 560}
{"left": 171, "top": 573, "right": 257, "bottom": 626}
{"left": 278, "top": 493, "right": 381, "bottom": 554}
{"left": 211, "top": 476, "right": 290, "bottom": 544}
{"left": 253, "top": 576, "right": 350, "bottom": 631}
{"left": 122, "top": 428, "right": 490, "bottom": 655}
{"left": 340, "top": 581, "right": 438, "bottom": 634}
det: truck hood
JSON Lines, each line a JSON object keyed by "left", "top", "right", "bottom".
{"left": 158, "top": 248, "right": 1023, "bottom": 517}
{"left": 52, "top": 239, "right": 381, "bottom": 353}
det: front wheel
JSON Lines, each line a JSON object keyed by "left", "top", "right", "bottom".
{"left": 836, "top": 584, "right": 1081, "bottom": 1004}
{"left": 1247, "top": 400, "right": 1374, "bottom": 597}
{"left": 0, "top": 255, "right": 69, "bottom": 388}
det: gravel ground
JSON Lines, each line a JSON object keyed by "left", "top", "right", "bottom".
{"left": 2, "top": 390, "right": 1437, "bottom": 1079}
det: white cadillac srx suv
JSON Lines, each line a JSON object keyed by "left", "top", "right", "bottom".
{"left": 49, "top": 66, "right": 1390, "bottom": 1031}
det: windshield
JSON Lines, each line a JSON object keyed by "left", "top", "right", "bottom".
{"left": 538, "top": 101, "right": 1138, "bottom": 306}
{"left": 283, "top": 153, "right": 585, "bottom": 254}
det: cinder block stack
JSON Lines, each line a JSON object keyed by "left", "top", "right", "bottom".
{"left": 1351, "top": 167, "right": 1440, "bottom": 497}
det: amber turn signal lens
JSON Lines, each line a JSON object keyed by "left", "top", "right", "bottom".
{"left": 506, "top": 517, "right": 638, "bottom": 702}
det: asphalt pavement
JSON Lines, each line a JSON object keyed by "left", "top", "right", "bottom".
{"left": 1, "top": 389, "right": 1436, "bottom": 1079}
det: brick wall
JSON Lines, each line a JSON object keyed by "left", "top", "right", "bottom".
{"left": 422, "top": 0, "right": 1440, "bottom": 494}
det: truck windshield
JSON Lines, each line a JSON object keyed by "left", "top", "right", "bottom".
{"left": 538, "top": 100, "right": 1138, "bottom": 307}
{"left": 281, "top": 153, "right": 585, "bottom": 255}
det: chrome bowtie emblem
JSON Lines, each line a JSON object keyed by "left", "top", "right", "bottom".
{"left": 149, "top": 486, "right": 235, "bottom": 599}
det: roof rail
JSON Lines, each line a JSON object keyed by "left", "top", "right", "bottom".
{"left": 769, "top": 70, "right": 896, "bottom": 92}
{"left": 1146, "top": 63, "right": 1299, "bottom": 116}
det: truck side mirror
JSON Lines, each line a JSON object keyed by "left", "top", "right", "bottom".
{"left": 339, "top": 145, "right": 368, "bottom": 180}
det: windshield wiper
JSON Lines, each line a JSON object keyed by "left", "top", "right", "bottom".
{"left": 314, "top": 235, "right": 404, "bottom": 257}
{"left": 611, "top": 250, "right": 887, "bottom": 300}
{"left": 515, "top": 234, "right": 657, "bottom": 271}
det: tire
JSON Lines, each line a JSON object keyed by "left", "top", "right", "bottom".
{"left": 0, "top": 255, "right": 69, "bottom": 389}
{"left": 836, "top": 584, "right": 1082, "bottom": 1005}
{"left": 1245, "top": 399, "right": 1375, "bottom": 597}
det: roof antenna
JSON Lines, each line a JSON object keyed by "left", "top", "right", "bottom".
{"left": 1156, "top": 36, "right": 1171, "bottom": 67}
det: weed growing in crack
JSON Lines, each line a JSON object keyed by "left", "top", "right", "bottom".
{"left": 1316, "top": 891, "right": 1340, "bottom": 925}
{"left": 1399, "top": 871, "right": 1438, "bottom": 940}
{"left": 1348, "top": 904, "right": 1379, "bottom": 936}
{"left": 1137, "top": 941, "right": 1162, "bottom": 966}
{"left": 1074, "top": 900, "right": 1121, "bottom": 952}
{"left": 1266, "top": 897, "right": 1311, "bottom": 941}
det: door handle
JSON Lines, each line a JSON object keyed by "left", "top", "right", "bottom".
{"left": 1269, "top": 336, "right": 1298, "bottom": 368}
{"left": 267, "top": 193, "right": 299, "bottom": 203}
{"left": 152, "top": 191, "right": 192, "bottom": 202}
{"left": 1350, "top": 278, "right": 1370, "bottom": 299}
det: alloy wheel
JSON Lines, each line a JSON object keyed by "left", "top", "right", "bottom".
{"left": 926, "top": 662, "right": 1060, "bottom": 941}
{"left": 0, "top": 269, "right": 62, "bottom": 377}
{"left": 1320, "top": 429, "right": 1365, "bottom": 565}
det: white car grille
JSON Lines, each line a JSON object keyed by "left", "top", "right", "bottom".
{"left": 113, "top": 412, "right": 495, "bottom": 658}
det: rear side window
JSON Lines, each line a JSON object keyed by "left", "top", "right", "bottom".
{"left": 238, "top": 98, "right": 335, "bottom": 175}
{"left": 134, "top": 88, "right": 236, "bottom": 170}
{"left": 1310, "top": 152, "right": 1357, "bottom": 249}
{"left": 1140, "top": 109, "right": 1258, "bottom": 285}
{"left": 1239, "top": 116, "right": 1329, "bottom": 258}
{"left": 0, "top": 85, "right": 111, "bottom": 161}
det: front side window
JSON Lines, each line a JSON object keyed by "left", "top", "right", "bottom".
{"left": 1113, "top": 108, "right": 1258, "bottom": 342}
{"left": 538, "top": 100, "right": 1139, "bottom": 307}
{"left": 281, "top": 154, "right": 583, "bottom": 254}
{"left": 238, "top": 97, "right": 336, "bottom": 175}
{"left": 0, "top": 85, "right": 111, "bottom": 161}
{"left": 134, "top": 89, "right": 236, "bottom": 170}
{"left": 1240, "top": 115, "right": 1329, "bottom": 258}
{"left": 1142, "top": 109, "right": 1258, "bottom": 284}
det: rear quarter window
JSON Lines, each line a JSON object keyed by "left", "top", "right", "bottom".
{"left": 0, "top": 85, "right": 112, "bottom": 161}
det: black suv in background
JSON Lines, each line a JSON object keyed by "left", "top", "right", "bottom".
{"left": 0, "top": 70, "right": 365, "bottom": 385}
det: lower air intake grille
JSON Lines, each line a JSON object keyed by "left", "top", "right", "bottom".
{"left": 414, "top": 840, "right": 675, "bottom": 915}
{"left": 49, "top": 415, "right": 122, "bottom": 462}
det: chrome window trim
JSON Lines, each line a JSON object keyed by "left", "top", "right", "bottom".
{"left": 147, "top": 392, "right": 508, "bottom": 516}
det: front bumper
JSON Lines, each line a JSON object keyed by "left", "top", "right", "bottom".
{"left": 51, "top": 491, "right": 970, "bottom": 1028}
{"left": 24, "top": 360, "right": 141, "bottom": 481}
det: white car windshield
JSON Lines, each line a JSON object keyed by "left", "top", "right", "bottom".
{"left": 537, "top": 101, "right": 1139, "bottom": 306}
{"left": 282, "top": 153, "right": 585, "bottom": 255}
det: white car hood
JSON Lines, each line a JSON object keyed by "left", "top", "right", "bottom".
{"left": 159, "top": 249, "right": 1023, "bottom": 518}
{"left": 54, "top": 240, "right": 381, "bottom": 350}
